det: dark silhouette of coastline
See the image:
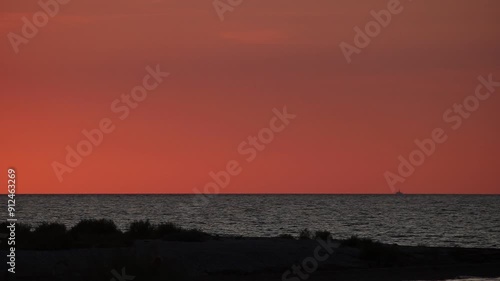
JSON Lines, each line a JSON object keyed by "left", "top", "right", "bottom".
{"left": 1, "top": 219, "right": 500, "bottom": 280}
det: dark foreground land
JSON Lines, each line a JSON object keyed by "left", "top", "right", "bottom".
{"left": 1, "top": 220, "right": 500, "bottom": 281}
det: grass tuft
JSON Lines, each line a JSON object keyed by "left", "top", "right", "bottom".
{"left": 314, "top": 230, "right": 332, "bottom": 241}
{"left": 299, "top": 228, "right": 313, "bottom": 240}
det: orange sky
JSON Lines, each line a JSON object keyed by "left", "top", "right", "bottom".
{"left": 1, "top": 0, "right": 499, "bottom": 194}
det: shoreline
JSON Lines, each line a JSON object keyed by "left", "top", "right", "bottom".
{"left": 3, "top": 238, "right": 500, "bottom": 281}
{"left": 2, "top": 219, "right": 500, "bottom": 280}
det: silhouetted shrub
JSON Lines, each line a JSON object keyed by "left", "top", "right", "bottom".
{"left": 70, "top": 219, "right": 123, "bottom": 248}
{"left": 128, "top": 220, "right": 155, "bottom": 239}
{"left": 70, "top": 219, "right": 120, "bottom": 235}
{"left": 341, "top": 235, "right": 378, "bottom": 248}
{"left": 33, "top": 222, "right": 70, "bottom": 249}
{"left": 299, "top": 228, "right": 312, "bottom": 240}
{"left": 156, "top": 222, "right": 182, "bottom": 237}
{"left": 314, "top": 230, "right": 331, "bottom": 241}
{"left": 341, "top": 235, "right": 361, "bottom": 246}
{"left": 341, "top": 235, "right": 401, "bottom": 265}
{"left": 35, "top": 222, "right": 66, "bottom": 234}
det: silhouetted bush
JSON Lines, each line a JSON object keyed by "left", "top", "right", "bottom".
{"left": 299, "top": 228, "right": 312, "bottom": 240}
{"left": 341, "top": 236, "right": 401, "bottom": 265}
{"left": 341, "top": 235, "right": 356, "bottom": 246}
{"left": 128, "top": 220, "right": 155, "bottom": 239}
{"left": 70, "top": 219, "right": 123, "bottom": 248}
{"left": 341, "top": 235, "right": 378, "bottom": 249}
{"left": 156, "top": 222, "right": 183, "bottom": 237}
{"left": 125, "top": 221, "right": 211, "bottom": 242}
{"left": 16, "top": 223, "right": 34, "bottom": 244}
{"left": 33, "top": 222, "right": 70, "bottom": 249}
{"left": 35, "top": 222, "right": 66, "bottom": 233}
{"left": 314, "top": 230, "right": 332, "bottom": 241}
{"left": 70, "top": 219, "right": 120, "bottom": 235}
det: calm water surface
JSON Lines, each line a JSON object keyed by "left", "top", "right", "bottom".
{"left": 15, "top": 195, "right": 500, "bottom": 248}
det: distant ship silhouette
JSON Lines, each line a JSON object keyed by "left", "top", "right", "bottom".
{"left": 395, "top": 189, "right": 403, "bottom": 195}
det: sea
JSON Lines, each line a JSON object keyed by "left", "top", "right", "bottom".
{"left": 13, "top": 194, "right": 500, "bottom": 248}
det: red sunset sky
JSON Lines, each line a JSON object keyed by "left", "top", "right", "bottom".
{"left": 1, "top": 0, "right": 499, "bottom": 194}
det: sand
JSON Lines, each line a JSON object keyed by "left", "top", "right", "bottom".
{"left": 2, "top": 238, "right": 500, "bottom": 281}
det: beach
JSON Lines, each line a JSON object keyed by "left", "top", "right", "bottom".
{"left": 4, "top": 237, "right": 500, "bottom": 281}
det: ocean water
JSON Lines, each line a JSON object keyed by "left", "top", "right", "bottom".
{"left": 14, "top": 194, "right": 500, "bottom": 248}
